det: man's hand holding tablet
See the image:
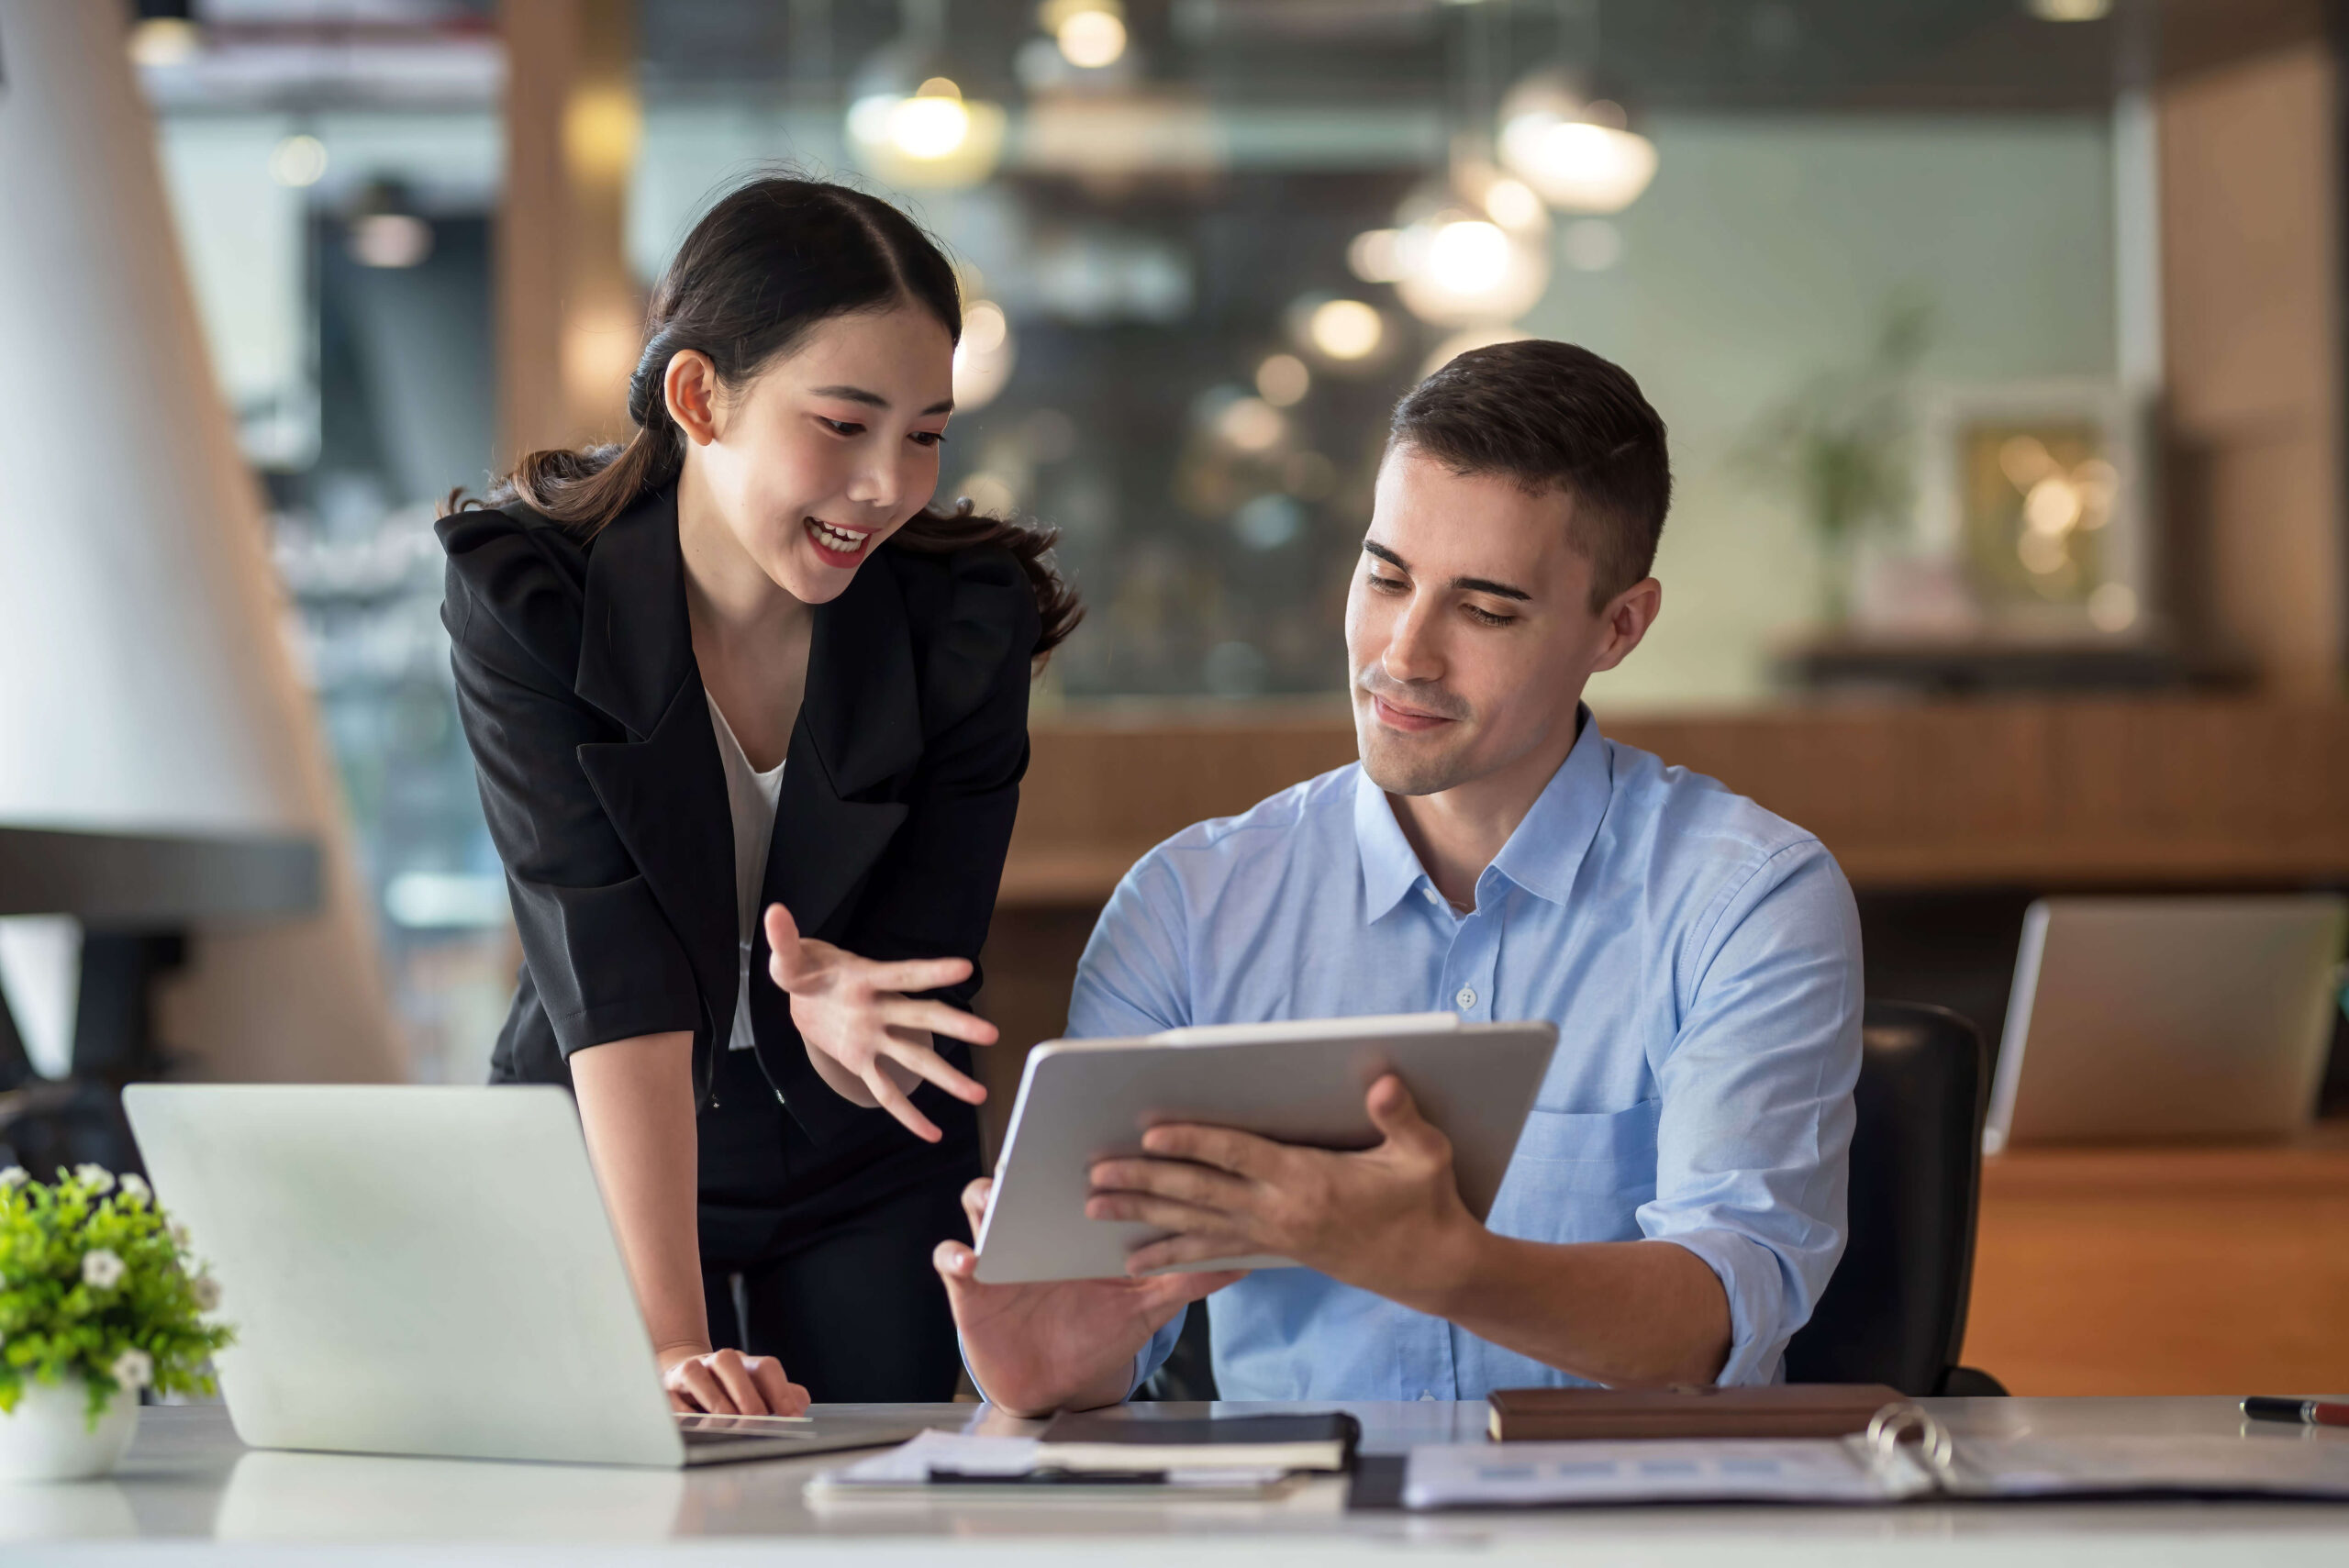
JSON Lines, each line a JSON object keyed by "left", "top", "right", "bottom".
{"left": 936, "top": 1073, "right": 1473, "bottom": 1418}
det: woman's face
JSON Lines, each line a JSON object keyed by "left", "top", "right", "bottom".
{"left": 682, "top": 304, "right": 957, "bottom": 605}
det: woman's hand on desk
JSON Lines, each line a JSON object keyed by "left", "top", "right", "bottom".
{"left": 932, "top": 1177, "right": 1245, "bottom": 1418}
{"left": 763, "top": 903, "right": 1000, "bottom": 1142}
{"left": 657, "top": 1342, "right": 810, "bottom": 1417}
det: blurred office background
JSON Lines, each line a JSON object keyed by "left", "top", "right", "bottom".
{"left": 1, "top": 0, "right": 2344, "bottom": 1395}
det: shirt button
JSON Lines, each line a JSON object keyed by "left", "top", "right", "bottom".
{"left": 1455, "top": 986, "right": 1475, "bottom": 1010}
{"left": 1418, "top": 1390, "right": 1435, "bottom": 1402}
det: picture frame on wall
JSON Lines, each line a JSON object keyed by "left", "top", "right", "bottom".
{"left": 1907, "top": 380, "right": 2151, "bottom": 639}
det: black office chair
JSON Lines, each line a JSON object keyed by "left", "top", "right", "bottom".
{"left": 1785, "top": 999, "right": 2006, "bottom": 1396}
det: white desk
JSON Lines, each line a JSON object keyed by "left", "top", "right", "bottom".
{"left": 6, "top": 1397, "right": 2344, "bottom": 1563}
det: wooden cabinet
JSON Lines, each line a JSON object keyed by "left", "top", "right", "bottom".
{"left": 1965, "top": 1129, "right": 2349, "bottom": 1395}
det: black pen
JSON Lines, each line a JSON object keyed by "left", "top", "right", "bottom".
{"left": 2243, "top": 1397, "right": 2349, "bottom": 1428}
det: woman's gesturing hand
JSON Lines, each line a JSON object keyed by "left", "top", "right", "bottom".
{"left": 763, "top": 902, "right": 998, "bottom": 1141}
{"left": 658, "top": 1342, "right": 809, "bottom": 1416}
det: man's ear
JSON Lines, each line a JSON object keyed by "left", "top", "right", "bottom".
{"left": 1588, "top": 577, "right": 1663, "bottom": 675}
{"left": 664, "top": 350, "right": 722, "bottom": 446}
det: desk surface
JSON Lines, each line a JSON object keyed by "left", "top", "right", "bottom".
{"left": 8, "top": 1396, "right": 2345, "bottom": 1562}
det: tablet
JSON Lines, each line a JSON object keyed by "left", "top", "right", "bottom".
{"left": 973, "top": 1012, "right": 1559, "bottom": 1284}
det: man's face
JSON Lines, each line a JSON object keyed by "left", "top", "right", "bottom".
{"left": 1344, "top": 444, "right": 1654, "bottom": 798}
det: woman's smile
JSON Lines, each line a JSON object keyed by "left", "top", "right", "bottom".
{"left": 803, "top": 515, "right": 875, "bottom": 567}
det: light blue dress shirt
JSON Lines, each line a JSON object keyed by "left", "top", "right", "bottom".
{"left": 1069, "top": 708, "right": 1863, "bottom": 1400}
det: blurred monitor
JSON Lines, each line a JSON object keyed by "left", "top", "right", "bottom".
{"left": 1986, "top": 895, "right": 2348, "bottom": 1151}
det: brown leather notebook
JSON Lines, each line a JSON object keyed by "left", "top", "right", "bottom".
{"left": 1486, "top": 1385, "right": 1908, "bottom": 1441}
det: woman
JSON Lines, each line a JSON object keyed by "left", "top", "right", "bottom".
{"left": 439, "top": 176, "right": 1077, "bottom": 1414}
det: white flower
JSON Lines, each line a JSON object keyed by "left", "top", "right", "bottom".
{"left": 82, "top": 1249, "right": 126, "bottom": 1289}
{"left": 73, "top": 1163, "right": 115, "bottom": 1195}
{"left": 110, "top": 1349, "right": 152, "bottom": 1391}
{"left": 190, "top": 1273, "right": 222, "bottom": 1312}
{"left": 170, "top": 1223, "right": 191, "bottom": 1249}
{"left": 117, "top": 1173, "right": 150, "bottom": 1203}
{"left": 0, "top": 1167, "right": 27, "bottom": 1190}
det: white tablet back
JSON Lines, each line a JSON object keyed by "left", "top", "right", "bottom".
{"left": 974, "top": 1013, "right": 1558, "bottom": 1284}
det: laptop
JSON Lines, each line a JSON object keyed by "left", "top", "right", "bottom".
{"left": 122, "top": 1084, "right": 932, "bottom": 1467}
{"left": 1985, "top": 895, "right": 2349, "bottom": 1151}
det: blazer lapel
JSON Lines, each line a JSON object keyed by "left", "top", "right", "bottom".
{"left": 570, "top": 492, "right": 737, "bottom": 1043}
{"left": 762, "top": 556, "right": 924, "bottom": 942}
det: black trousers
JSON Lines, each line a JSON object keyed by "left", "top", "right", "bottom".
{"left": 695, "top": 1043, "right": 977, "bottom": 1404}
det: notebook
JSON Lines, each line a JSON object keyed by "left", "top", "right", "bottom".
{"left": 1033, "top": 1412, "right": 1360, "bottom": 1473}
{"left": 1486, "top": 1385, "right": 1905, "bottom": 1441}
{"left": 1405, "top": 1406, "right": 2349, "bottom": 1509}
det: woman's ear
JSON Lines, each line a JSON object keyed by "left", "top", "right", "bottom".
{"left": 664, "top": 350, "right": 722, "bottom": 446}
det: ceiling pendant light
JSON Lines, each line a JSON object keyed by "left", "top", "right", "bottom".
{"left": 1497, "top": 69, "right": 1657, "bottom": 215}
{"left": 846, "top": 2, "right": 1007, "bottom": 191}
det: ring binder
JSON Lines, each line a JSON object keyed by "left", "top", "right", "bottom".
{"left": 1865, "top": 1402, "right": 1955, "bottom": 1480}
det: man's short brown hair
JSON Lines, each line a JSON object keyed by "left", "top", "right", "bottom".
{"left": 1388, "top": 339, "right": 1672, "bottom": 609}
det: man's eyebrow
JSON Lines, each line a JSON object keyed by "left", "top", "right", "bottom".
{"left": 1362, "top": 539, "right": 1532, "bottom": 602}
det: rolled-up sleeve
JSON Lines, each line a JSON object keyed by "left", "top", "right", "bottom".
{"left": 1640, "top": 841, "right": 1863, "bottom": 1386}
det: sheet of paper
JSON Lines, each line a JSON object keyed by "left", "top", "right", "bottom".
{"left": 1403, "top": 1440, "right": 1893, "bottom": 1509}
{"left": 1951, "top": 1435, "right": 2349, "bottom": 1499}
{"left": 830, "top": 1430, "right": 1041, "bottom": 1485}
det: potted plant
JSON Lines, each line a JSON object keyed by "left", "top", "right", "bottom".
{"left": 0, "top": 1163, "right": 233, "bottom": 1483}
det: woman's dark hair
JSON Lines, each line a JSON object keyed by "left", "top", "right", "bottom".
{"left": 468, "top": 175, "right": 1079, "bottom": 654}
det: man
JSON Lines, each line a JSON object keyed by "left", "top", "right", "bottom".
{"left": 935, "top": 340, "right": 1862, "bottom": 1414}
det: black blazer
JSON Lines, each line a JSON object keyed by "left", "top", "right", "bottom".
{"left": 438, "top": 485, "right": 1040, "bottom": 1148}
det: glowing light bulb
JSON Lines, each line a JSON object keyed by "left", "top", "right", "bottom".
{"left": 1426, "top": 220, "right": 1512, "bottom": 295}
{"left": 1499, "top": 115, "right": 1658, "bottom": 214}
{"left": 1483, "top": 177, "right": 1545, "bottom": 232}
{"left": 889, "top": 90, "right": 973, "bottom": 161}
{"left": 1255, "top": 353, "right": 1310, "bottom": 407}
{"left": 1057, "top": 9, "right": 1128, "bottom": 68}
{"left": 1347, "top": 228, "right": 1406, "bottom": 284}
{"left": 963, "top": 301, "right": 1009, "bottom": 354}
{"left": 269, "top": 135, "right": 329, "bottom": 188}
{"left": 1308, "top": 299, "right": 1385, "bottom": 361}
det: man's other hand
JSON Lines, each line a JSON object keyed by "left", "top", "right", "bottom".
{"left": 933, "top": 1176, "right": 1244, "bottom": 1418}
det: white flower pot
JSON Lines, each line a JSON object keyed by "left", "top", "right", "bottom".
{"left": 0, "top": 1378, "right": 139, "bottom": 1484}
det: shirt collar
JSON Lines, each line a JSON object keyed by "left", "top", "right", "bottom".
{"left": 1353, "top": 705, "right": 1611, "bottom": 924}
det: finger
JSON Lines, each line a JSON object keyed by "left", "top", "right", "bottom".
{"left": 707, "top": 1351, "right": 767, "bottom": 1415}
{"left": 863, "top": 955, "right": 974, "bottom": 995}
{"left": 935, "top": 1238, "right": 976, "bottom": 1285}
{"left": 959, "top": 1177, "right": 995, "bottom": 1234}
{"left": 1087, "top": 1191, "right": 1235, "bottom": 1232}
{"left": 764, "top": 905, "right": 838, "bottom": 993}
{"left": 879, "top": 1029, "right": 988, "bottom": 1104}
{"left": 667, "top": 1387, "right": 693, "bottom": 1414}
{"left": 869, "top": 1067, "right": 942, "bottom": 1143}
{"left": 1139, "top": 1121, "right": 1280, "bottom": 1179}
{"left": 1089, "top": 1156, "right": 1252, "bottom": 1211}
{"left": 1144, "top": 1267, "right": 1249, "bottom": 1311}
{"left": 673, "top": 1358, "right": 729, "bottom": 1414}
{"left": 1124, "top": 1232, "right": 1256, "bottom": 1277}
{"left": 880, "top": 996, "right": 999, "bottom": 1048}
{"left": 748, "top": 1356, "right": 809, "bottom": 1417}
{"left": 1366, "top": 1073, "right": 1450, "bottom": 1157}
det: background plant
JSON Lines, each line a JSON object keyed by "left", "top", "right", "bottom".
{"left": 0, "top": 1164, "right": 234, "bottom": 1427}
{"left": 1734, "top": 294, "right": 1935, "bottom": 619}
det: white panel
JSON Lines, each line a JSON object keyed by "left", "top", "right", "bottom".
{"left": 0, "top": 5, "right": 398, "bottom": 1081}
